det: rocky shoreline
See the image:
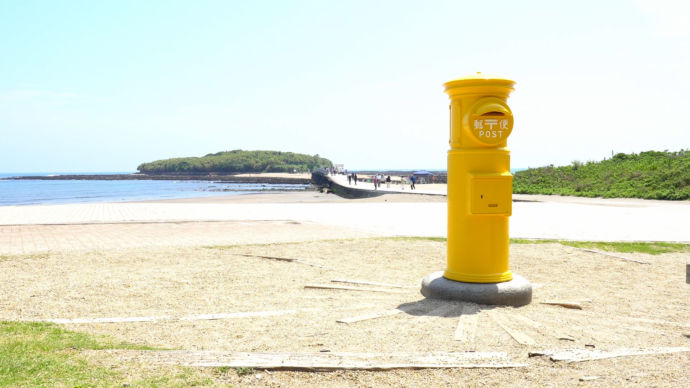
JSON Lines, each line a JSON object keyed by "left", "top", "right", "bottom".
{"left": 3, "top": 173, "right": 312, "bottom": 185}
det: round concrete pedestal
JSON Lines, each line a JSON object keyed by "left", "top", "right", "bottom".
{"left": 421, "top": 271, "right": 532, "bottom": 307}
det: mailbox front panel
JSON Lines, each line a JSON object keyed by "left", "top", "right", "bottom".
{"left": 470, "top": 173, "right": 512, "bottom": 215}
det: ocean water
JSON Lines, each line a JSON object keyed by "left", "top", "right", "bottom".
{"left": 0, "top": 173, "right": 310, "bottom": 206}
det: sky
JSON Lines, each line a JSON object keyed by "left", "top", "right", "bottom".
{"left": 1, "top": 0, "right": 689, "bottom": 172}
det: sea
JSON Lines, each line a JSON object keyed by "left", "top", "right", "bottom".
{"left": 0, "top": 172, "right": 311, "bottom": 206}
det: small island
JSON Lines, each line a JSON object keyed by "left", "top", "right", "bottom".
{"left": 5, "top": 150, "right": 334, "bottom": 184}
{"left": 137, "top": 150, "right": 333, "bottom": 174}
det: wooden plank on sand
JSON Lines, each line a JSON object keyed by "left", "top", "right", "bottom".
{"left": 180, "top": 310, "right": 299, "bottom": 321}
{"left": 337, "top": 304, "right": 418, "bottom": 324}
{"left": 337, "top": 309, "right": 404, "bottom": 324}
{"left": 44, "top": 316, "right": 172, "bottom": 324}
{"left": 489, "top": 311, "right": 536, "bottom": 346}
{"left": 510, "top": 313, "right": 576, "bottom": 342}
{"left": 572, "top": 247, "right": 650, "bottom": 264}
{"left": 331, "top": 279, "right": 411, "bottom": 289}
{"left": 530, "top": 347, "right": 690, "bottom": 363}
{"left": 102, "top": 350, "right": 526, "bottom": 370}
{"left": 305, "top": 284, "right": 406, "bottom": 294}
{"left": 44, "top": 309, "right": 303, "bottom": 324}
{"left": 234, "top": 253, "right": 323, "bottom": 268}
{"left": 454, "top": 304, "right": 479, "bottom": 343}
{"left": 508, "top": 313, "right": 542, "bottom": 329}
{"left": 540, "top": 301, "right": 583, "bottom": 310}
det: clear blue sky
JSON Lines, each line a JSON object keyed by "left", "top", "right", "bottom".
{"left": 1, "top": 0, "right": 688, "bottom": 172}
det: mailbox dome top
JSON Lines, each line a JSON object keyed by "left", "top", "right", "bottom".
{"left": 443, "top": 71, "right": 515, "bottom": 88}
{"left": 444, "top": 73, "right": 515, "bottom": 97}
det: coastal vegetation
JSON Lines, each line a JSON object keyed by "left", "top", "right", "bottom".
{"left": 513, "top": 150, "right": 690, "bottom": 200}
{"left": 137, "top": 150, "right": 333, "bottom": 174}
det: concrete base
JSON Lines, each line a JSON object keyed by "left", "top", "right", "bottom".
{"left": 421, "top": 271, "right": 532, "bottom": 307}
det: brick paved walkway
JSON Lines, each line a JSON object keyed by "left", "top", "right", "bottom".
{"left": 1, "top": 195, "right": 688, "bottom": 255}
{"left": 0, "top": 220, "right": 372, "bottom": 255}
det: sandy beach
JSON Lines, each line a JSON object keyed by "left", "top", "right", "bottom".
{"left": 0, "top": 190, "right": 688, "bottom": 386}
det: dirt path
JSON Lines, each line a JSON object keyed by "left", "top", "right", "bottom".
{"left": 1, "top": 238, "right": 688, "bottom": 386}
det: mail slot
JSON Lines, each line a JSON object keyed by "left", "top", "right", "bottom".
{"left": 464, "top": 98, "right": 514, "bottom": 146}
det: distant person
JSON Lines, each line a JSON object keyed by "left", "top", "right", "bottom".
{"left": 347, "top": 174, "right": 352, "bottom": 185}
{"left": 386, "top": 175, "right": 391, "bottom": 189}
{"left": 373, "top": 174, "right": 379, "bottom": 190}
{"left": 353, "top": 173, "right": 357, "bottom": 185}
{"left": 410, "top": 175, "right": 416, "bottom": 190}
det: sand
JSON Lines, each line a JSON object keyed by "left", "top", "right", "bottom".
{"left": 0, "top": 190, "right": 688, "bottom": 386}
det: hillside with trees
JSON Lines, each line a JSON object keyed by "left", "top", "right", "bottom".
{"left": 137, "top": 150, "right": 333, "bottom": 174}
{"left": 513, "top": 150, "right": 689, "bottom": 200}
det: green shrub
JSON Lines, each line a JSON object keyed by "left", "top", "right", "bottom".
{"left": 513, "top": 150, "right": 689, "bottom": 200}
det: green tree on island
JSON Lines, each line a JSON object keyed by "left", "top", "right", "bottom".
{"left": 137, "top": 150, "right": 333, "bottom": 174}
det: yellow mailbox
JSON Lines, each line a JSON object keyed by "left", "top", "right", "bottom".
{"left": 421, "top": 73, "right": 531, "bottom": 306}
{"left": 445, "top": 74, "right": 515, "bottom": 283}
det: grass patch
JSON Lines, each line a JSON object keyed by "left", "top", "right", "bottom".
{"left": 509, "top": 239, "right": 558, "bottom": 245}
{"left": 0, "top": 321, "right": 208, "bottom": 387}
{"left": 135, "top": 368, "right": 214, "bottom": 387}
{"left": 234, "top": 367, "right": 255, "bottom": 376}
{"left": 0, "top": 253, "right": 49, "bottom": 263}
{"left": 559, "top": 241, "right": 690, "bottom": 255}
{"left": 206, "top": 237, "right": 688, "bottom": 256}
{"left": 0, "top": 321, "right": 130, "bottom": 386}
{"left": 509, "top": 239, "right": 689, "bottom": 255}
